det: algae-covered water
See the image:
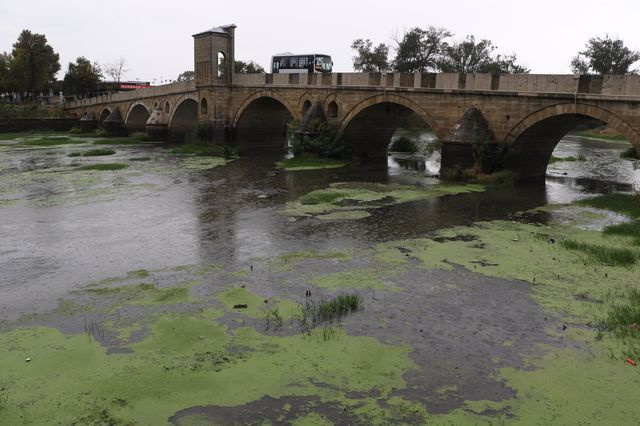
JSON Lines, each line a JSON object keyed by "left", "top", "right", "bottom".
{"left": 1, "top": 132, "right": 640, "bottom": 424}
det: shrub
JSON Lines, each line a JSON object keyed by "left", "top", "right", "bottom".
{"left": 620, "top": 147, "right": 640, "bottom": 159}
{"left": 389, "top": 136, "right": 418, "bottom": 153}
{"left": 291, "top": 120, "right": 351, "bottom": 159}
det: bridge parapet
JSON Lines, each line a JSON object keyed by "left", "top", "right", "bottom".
{"left": 232, "top": 72, "right": 640, "bottom": 99}
{"left": 67, "top": 80, "right": 197, "bottom": 108}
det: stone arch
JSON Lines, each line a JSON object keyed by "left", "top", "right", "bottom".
{"left": 164, "top": 101, "right": 171, "bottom": 114}
{"left": 339, "top": 94, "right": 441, "bottom": 159}
{"left": 125, "top": 102, "right": 151, "bottom": 133}
{"left": 302, "top": 99, "right": 312, "bottom": 115}
{"left": 233, "top": 93, "right": 294, "bottom": 149}
{"left": 99, "top": 108, "right": 111, "bottom": 124}
{"left": 327, "top": 101, "right": 339, "bottom": 118}
{"left": 338, "top": 94, "right": 441, "bottom": 136}
{"left": 169, "top": 97, "right": 199, "bottom": 133}
{"left": 502, "top": 102, "right": 640, "bottom": 179}
{"left": 232, "top": 90, "right": 297, "bottom": 127}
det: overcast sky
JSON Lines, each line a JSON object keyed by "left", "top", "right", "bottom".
{"left": 1, "top": 0, "right": 639, "bottom": 84}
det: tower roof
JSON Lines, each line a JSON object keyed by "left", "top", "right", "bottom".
{"left": 192, "top": 24, "right": 236, "bottom": 38}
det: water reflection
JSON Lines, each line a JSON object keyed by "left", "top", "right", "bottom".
{"left": 1, "top": 132, "right": 639, "bottom": 319}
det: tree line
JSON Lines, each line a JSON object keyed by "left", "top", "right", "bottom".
{"left": 351, "top": 27, "right": 639, "bottom": 75}
{"left": 1, "top": 28, "right": 638, "bottom": 104}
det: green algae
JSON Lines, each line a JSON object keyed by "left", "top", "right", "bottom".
{"left": 283, "top": 182, "right": 484, "bottom": 219}
{"left": 276, "top": 157, "right": 347, "bottom": 171}
{"left": 218, "top": 286, "right": 298, "bottom": 321}
{"left": 269, "top": 250, "right": 353, "bottom": 272}
{"left": 79, "top": 163, "right": 129, "bottom": 171}
{"left": 311, "top": 268, "right": 397, "bottom": 292}
{"left": 180, "top": 156, "right": 227, "bottom": 170}
{"left": 0, "top": 315, "right": 416, "bottom": 424}
{"left": 80, "top": 279, "right": 201, "bottom": 308}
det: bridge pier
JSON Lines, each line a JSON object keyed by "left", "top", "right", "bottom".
{"left": 103, "top": 108, "right": 126, "bottom": 136}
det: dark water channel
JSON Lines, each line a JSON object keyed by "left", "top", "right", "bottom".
{"left": 0, "top": 133, "right": 638, "bottom": 321}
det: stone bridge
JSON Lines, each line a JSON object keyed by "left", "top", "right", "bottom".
{"left": 66, "top": 25, "right": 640, "bottom": 179}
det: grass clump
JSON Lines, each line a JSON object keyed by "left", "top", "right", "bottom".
{"left": 388, "top": 136, "right": 418, "bottom": 153}
{"left": 79, "top": 163, "right": 129, "bottom": 171}
{"left": 549, "top": 154, "right": 586, "bottom": 164}
{"left": 93, "top": 136, "right": 142, "bottom": 145}
{"left": 129, "top": 157, "right": 151, "bottom": 162}
{"left": 560, "top": 239, "right": 637, "bottom": 266}
{"left": 276, "top": 156, "right": 347, "bottom": 171}
{"left": 82, "top": 148, "right": 115, "bottom": 157}
{"left": 298, "top": 293, "right": 362, "bottom": 334}
{"left": 578, "top": 193, "right": 640, "bottom": 219}
{"left": 620, "top": 147, "right": 640, "bottom": 160}
{"left": 262, "top": 307, "right": 283, "bottom": 331}
{"left": 599, "top": 288, "right": 640, "bottom": 339}
{"left": 67, "top": 152, "right": 81, "bottom": 157}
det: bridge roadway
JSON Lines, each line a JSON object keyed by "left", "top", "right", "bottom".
{"left": 65, "top": 24, "right": 640, "bottom": 179}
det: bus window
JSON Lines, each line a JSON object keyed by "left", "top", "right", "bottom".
{"left": 272, "top": 61, "right": 280, "bottom": 73}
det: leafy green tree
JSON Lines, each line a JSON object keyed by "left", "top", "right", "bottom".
{"left": 571, "top": 35, "right": 640, "bottom": 74}
{"left": 393, "top": 27, "right": 451, "bottom": 72}
{"left": 351, "top": 39, "right": 390, "bottom": 72}
{"left": 0, "top": 52, "right": 11, "bottom": 93}
{"left": 234, "top": 60, "right": 265, "bottom": 73}
{"left": 482, "top": 53, "right": 530, "bottom": 74}
{"left": 176, "top": 70, "right": 195, "bottom": 81}
{"left": 438, "top": 35, "right": 496, "bottom": 73}
{"left": 63, "top": 57, "right": 102, "bottom": 98}
{"left": 9, "top": 30, "right": 60, "bottom": 99}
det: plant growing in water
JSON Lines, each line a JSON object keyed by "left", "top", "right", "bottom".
{"left": 297, "top": 292, "right": 362, "bottom": 334}
{"left": 289, "top": 119, "right": 352, "bottom": 160}
{"left": 262, "top": 306, "right": 283, "bottom": 331}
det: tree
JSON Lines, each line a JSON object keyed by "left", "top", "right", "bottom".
{"left": 351, "top": 39, "right": 390, "bottom": 72}
{"left": 63, "top": 57, "right": 102, "bottom": 98}
{"left": 438, "top": 35, "right": 496, "bottom": 73}
{"left": 482, "top": 53, "right": 530, "bottom": 74}
{"left": 176, "top": 70, "right": 195, "bottom": 81}
{"left": 234, "top": 60, "right": 265, "bottom": 73}
{"left": 0, "top": 52, "right": 11, "bottom": 94}
{"left": 393, "top": 27, "right": 451, "bottom": 72}
{"left": 9, "top": 30, "right": 60, "bottom": 99}
{"left": 103, "top": 57, "right": 128, "bottom": 85}
{"left": 571, "top": 35, "right": 640, "bottom": 74}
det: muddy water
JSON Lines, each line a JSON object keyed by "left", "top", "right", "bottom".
{"left": 0, "top": 133, "right": 638, "bottom": 321}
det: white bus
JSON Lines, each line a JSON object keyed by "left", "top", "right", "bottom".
{"left": 271, "top": 53, "right": 333, "bottom": 74}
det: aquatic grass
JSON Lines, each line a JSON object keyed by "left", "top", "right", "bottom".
{"left": 560, "top": 238, "right": 637, "bottom": 266}
{"left": 598, "top": 288, "right": 640, "bottom": 357}
{"left": 299, "top": 190, "right": 351, "bottom": 205}
{"left": 67, "top": 152, "right": 82, "bottom": 157}
{"left": 276, "top": 157, "right": 347, "bottom": 171}
{"left": 603, "top": 221, "right": 640, "bottom": 241}
{"left": 93, "top": 133, "right": 148, "bottom": 145}
{"left": 129, "top": 157, "right": 151, "bottom": 162}
{"left": 548, "top": 155, "right": 586, "bottom": 164}
{"left": 19, "top": 137, "right": 87, "bottom": 147}
{"left": 82, "top": 148, "right": 116, "bottom": 157}
{"left": 262, "top": 306, "right": 283, "bottom": 331}
{"left": 78, "top": 163, "right": 129, "bottom": 171}
{"left": 578, "top": 194, "right": 640, "bottom": 219}
{"left": 298, "top": 293, "right": 362, "bottom": 334}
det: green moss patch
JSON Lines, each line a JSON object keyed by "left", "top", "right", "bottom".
{"left": 82, "top": 148, "right": 116, "bottom": 157}
{"left": 276, "top": 157, "right": 347, "bottom": 171}
{"left": 218, "top": 287, "right": 298, "bottom": 321}
{"left": 79, "top": 163, "right": 129, "bottom": 171}
{"left": 284, "top": 182, "right": 484, "bottom": 219}
{"left": 17, "top": 136, "right": 88, "bottom": 147}
{"left": 0, "top": 315, "right": 415, "bottom": 424}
